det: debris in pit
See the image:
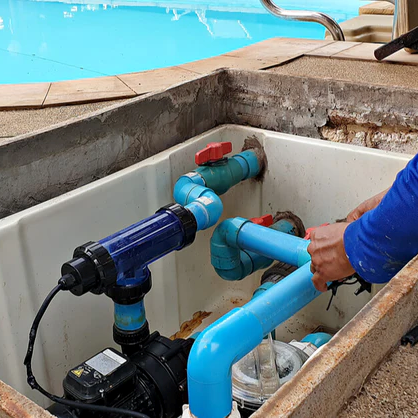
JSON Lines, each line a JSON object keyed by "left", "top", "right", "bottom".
{"left": 170, "top": 311, "right": 212, "bottom": 340}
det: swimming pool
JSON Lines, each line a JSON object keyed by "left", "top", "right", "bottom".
{"left": 0, "top": 0, "right": 362, "bottom": 84}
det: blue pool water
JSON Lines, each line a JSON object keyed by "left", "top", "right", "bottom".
{"left": 0, "top": 0, "right": 363, "bottom": 84}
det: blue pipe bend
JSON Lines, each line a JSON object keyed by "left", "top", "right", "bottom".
{"left": 211, "top": 217, "right": 310, "bottom": 281}
{"left": 211, "top": 219, "right": 273, "bottom": 281}
{"left": 188, "top": 263, "right": 320, "bottom": 418}
{"left": 173, "top": 149, "right": 262, "bottom": 231}
{"left": 188, "top": 308, "right": 264, "bottom": 418}
{"left": 301, "top": 332, "right": 332, "bottom": 348}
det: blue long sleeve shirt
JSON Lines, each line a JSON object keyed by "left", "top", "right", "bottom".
{"left": 344, "top": 154, "right": 418, "bottom": 284}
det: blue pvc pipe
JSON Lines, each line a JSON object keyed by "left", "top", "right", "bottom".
{"left": 173, "top": 149, "right": 261, "bottom": 231}
{"left": 236, "top": 219, "right": 311, "bottom": 267}
{"left": 301, "top": 332, "right": 332, "bottom": 348}
{"left": 211, "top": 218, "right": 299, "bottom": 281}
{"left": 184, "top": 188, "right": 223, "bottom": 231}
{"left": 114, "top": 300, "right": 146, "bottom": 331}
{"left": 213, "top": 250, "right": 272, "bottom": 281}
{"left": 188, "top": 262, "right": 320, "bottom": 418}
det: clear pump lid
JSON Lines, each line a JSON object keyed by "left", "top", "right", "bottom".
{"left": 232, "top": 336, "right": 309, "bottom": 411}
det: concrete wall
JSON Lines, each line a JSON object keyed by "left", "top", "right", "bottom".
{"left": 2, "top": 69, "right": 418, "bottom": 218}
{"left": 0, "top": 72, "right": 225, "bottom": 218}
{"left": 225, "top": 69, "right": 418, "bottom": 153}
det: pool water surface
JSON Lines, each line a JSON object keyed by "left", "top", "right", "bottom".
{"left": 0, "top": 0, "right": 363, "bottom": 84}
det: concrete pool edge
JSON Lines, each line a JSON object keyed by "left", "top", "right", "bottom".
{"left": 0, "top": 37, "right": 322, "bottom": 109}
{"left": 2, "top": 36, "right": 418, "bottom": 110}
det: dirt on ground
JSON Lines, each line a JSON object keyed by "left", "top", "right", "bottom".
{"left": 339, "top": 344, "right": 418, "bottom": 418}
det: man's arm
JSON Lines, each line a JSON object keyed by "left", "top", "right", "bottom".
{"left": 308, "top": 154, "right": 418, "bottom": 291}
{"left": 344, "top": 154, "right": 418, "bottom": 284}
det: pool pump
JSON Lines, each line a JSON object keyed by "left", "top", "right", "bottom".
{"left": 47, "top": 333, "right": 193, "bottom": 418}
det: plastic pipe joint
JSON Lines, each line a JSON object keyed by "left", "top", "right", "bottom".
{"left": 174, "top": 143, "right": 261, "bottom": 230}
{"left": 211, "top": 217, "right": 311, "bottom": 282}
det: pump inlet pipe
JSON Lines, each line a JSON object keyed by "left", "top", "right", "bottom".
{"left": 60, "top": 142, "right": 266, "bottom": 354}
{"left": 174, "top": 141, "right": 264, "bottom": 230}
{"left": 187, "top": 217, "right": 321, "bottom": 418}
{"left": 260, "top": 0, "right": 345, "bottom": 41}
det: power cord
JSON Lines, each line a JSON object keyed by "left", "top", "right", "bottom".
{"left": 326, "top": 274, "right": 372, "bottom": 311}
{"left": 24, "top": 275, "right": 151, "bottom": 418}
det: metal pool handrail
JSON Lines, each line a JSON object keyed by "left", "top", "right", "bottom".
{"left": 260, "top": 0, "right": 345, "bottom": 41}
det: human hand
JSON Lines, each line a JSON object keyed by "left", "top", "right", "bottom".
{"left": 347, "top": 188, "right": 389, "bottom": 222}
{"left": 307, "top": 223, "right": 355, "bottom": 292}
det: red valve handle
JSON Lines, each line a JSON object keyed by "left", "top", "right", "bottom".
{"left": 250, "top": 214, "right": 274, "bottom": 227}
{"left": 195, "top": 142, "right": 232, "bottom": 165}
{"left": 304, "top": 223, "right": 330, "bottom": 240}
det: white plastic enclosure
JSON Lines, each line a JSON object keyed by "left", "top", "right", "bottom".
{"left": 0, "top": 125, "right": 411, "bottom": 407}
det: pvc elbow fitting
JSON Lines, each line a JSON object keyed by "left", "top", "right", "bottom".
{"left": 188, "top": 308, "right": 264, "bottom": 418}
{"left": 185, "top": 189, "right": 223, "bottom": 231}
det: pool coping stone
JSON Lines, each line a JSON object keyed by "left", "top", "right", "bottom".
{"left": 3, "top": 37, "right": 418, "bottom": 109}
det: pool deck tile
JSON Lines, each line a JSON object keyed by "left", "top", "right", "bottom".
{"left": 305, "top": 41, "right": 361, "bottom": 57}
{"left": 225, "top": 37, "right": 334, "bottom": 61}
{"left": 321, "top": 42, "right": 418, "bottom": 65}
{"left": 0, "top": 83, "right": 50, "bottom": 109}
{"left": 43, "top": 76, "right": 136, "bottom": 106}
{"left": 180, "top": 54, "right": 277, "bottom": 74}
{"left": 5, "top": 38, "right": 418, "bottom": 110}
{"left": 333, "top": 42, "right": 380, "bottom": 61}
{"left": 118, "top": 66, "right": 198, "bottom": 94}
{"left": 383, "top": 48, "right": 418, "bottom": 65}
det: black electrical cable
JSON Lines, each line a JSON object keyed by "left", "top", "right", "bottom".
{"left": 24, "top": 276, "right": 151, "bottom": 418}
{"left": 326, "top": 277, "right": 360, "bottom": 311}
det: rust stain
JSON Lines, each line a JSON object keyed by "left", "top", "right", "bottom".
{"left": 170, "top": 311, "right": 212, "bottom": 340}
{"left": 230, "top": 297, "right": 243, "bottom": 306}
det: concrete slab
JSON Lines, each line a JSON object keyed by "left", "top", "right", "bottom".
{"left": 339, "top": 344, "right": 418, "bottom": 417}
{"left": 0, "top": 83, "right": 50, "bottom": 109}
{"left": 180, "top": 54, "right": 276, "bottom": 74}
{"left": 305, "top": 41, "right": 361, "bottom": 58}
{"left": 118, "top": 66, "right": 198, "bottom": 94}
{"left": 43, "top": 76, "right": 136, "bottom": 106}
{"left": 0, "top": 100, "right": 125, "bottom": 139}
{"left": 269, "top": 56, "right": 418, "bottom": 90}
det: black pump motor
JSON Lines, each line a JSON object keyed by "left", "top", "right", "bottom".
{"left": 47, "top": 332, "right": 193, "bottom": 418}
